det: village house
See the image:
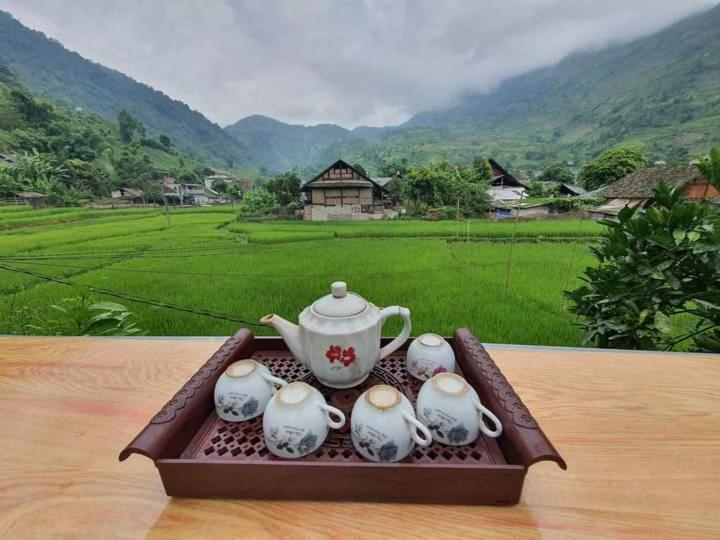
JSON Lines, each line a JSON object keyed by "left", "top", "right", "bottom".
{"left": 488, "top": 159, "right": 527, "bottom": 202}
{"left": 590, "top": 164, "right": 719, "bottom": 218}
{"left": 110, "top": 186, "right": 145, "bottom": 204}
{"left": 301, "top": 159, "right": 396, "bottom": 221}
{"left": 203, "top": 167, "right": 236, "bottom": 190}
{"left": 162, "top": 176, "right": 220, "bottom": 206}
{"left": 11, "top": 190, "right": 46, "bottom": 207}
{"left": 541, "top": 181, "right": 586, "bottom": 197}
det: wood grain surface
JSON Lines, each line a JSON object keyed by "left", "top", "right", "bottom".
{"left": 0, "top": 337, "right": 718, "bottom": 539}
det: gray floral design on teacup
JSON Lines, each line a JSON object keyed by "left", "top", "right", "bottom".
{"left": 352, "top": 423, "right": 399, "bottom": 462}
{"left": 421, "top": 407, "right": 470, "bottom": 444}
{"left": 266, "top": 426, "right": 318, "bottom": 456}
{"left": 216, "top": 394, "right": 259, "bottom": 420}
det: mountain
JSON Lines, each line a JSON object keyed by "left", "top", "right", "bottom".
{"left": 224, "top": 114, "right": 401, "bottom": 172}
{"left": 0, "top": 10, "right": 249, "bottom": 168}
{"left": 226, "top": 4, "right": 720, "bottom": 175}
{"left": 224, "top": 115, "right": 358, "bottom": 171}
{"left": 0, "top": 67, "right": 207, "bottom": 201}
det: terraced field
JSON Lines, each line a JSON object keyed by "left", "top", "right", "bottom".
{"left": 0, "top": 205, "right": 598, "bottom": 345}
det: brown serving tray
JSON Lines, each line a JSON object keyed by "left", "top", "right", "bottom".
{"left": 120, "top": 328, "right": 566, "bottom": 504}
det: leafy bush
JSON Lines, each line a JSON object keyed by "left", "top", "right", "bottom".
{"left": 578, "top": 146, "right": 647, "bottom": 190}
{"left": 7, "top": 296, "right": 146, "bottom": 336}
{"left": 402, "top": 161, "right": 491, "bottom": 216}
{"left": 537, "top": 162, "right": 575, "bottom": 184}
{"left": 236, "top": 187, "right": 278, "bottom": 217}
{"left": 566, "top": 184, "right": 720, "bottom": 350}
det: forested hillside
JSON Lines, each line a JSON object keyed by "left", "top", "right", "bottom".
{"left": 225, "top": 115, "right": 358, "bottom": 172}
{"left": 0, "top": 67, "right": 207, "bottom": 203}
{"left": 0, "top": 10, "right": 249, "bottom": 168}
{"left": 225, "top": 4, "right": 720, "bottom": 175}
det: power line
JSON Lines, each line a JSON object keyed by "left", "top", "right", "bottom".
{"left": 0, "top": 262, "right": 264, "bottom": 327}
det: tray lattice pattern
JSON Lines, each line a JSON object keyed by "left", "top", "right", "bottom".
{"left": 182, "top": 351, "right": 504, "bottom": 465}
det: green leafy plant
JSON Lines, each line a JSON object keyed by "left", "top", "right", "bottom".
{"left": 696, "top": 147, "right": 720, "bottom": 191}
{"left": 525, "top": 180, "right": 546, "bottom": 198}
{"left": 578, "top": 146, "right": 647, "bottom": 190}
{"left": 536, "top": 162, "right": 575, "bottom": 184}
{"left": 566, "top": 184, "right": 719, "bottom": 350}
{"left": 402, "top": 161, "right": 491, "bottom": 217}
{"left": 7, "top": 295, "right": 146, "bottom": 336}
{"left": 236, "top": 186, "right": 279, "bottom": 217}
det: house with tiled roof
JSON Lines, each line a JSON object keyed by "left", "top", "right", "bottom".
{"left": 590, "top": 164, "right": 718, "bottom": 218}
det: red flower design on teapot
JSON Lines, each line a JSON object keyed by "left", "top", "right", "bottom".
{"left": 326, "top": 345, "right": 356, "bottom": 367}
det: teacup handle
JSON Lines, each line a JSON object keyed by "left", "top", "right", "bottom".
{"left": 260, "top": 372, "right": 288, "bottom": 394}
{"left": 319, "top": 404, "right": 345, "bottom": 429}
{"left": 472, "top": 398, "right": 503, "bottom": 438}
{"left": 401, "top": 411, "right": 432, "bottom": 447}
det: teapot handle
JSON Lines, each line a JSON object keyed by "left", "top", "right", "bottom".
{"left": 378, "top": 306, "right": 412, "bottom": 360}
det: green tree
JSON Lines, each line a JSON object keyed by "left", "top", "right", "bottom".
{"left": 537, "top": 162, "right": 574, "bottom": 184}
{"left": 578, "top": 147, "right": 647, "bottom": 190}
{"left": 472, "top": 156, "right": 492, "bottom": 182}
{"left": 265, "top": 171, "right": 302, "bottom": 206}
{"left": 525, "top": 180, "right": 546, "bottom": 198}
{"left": 227, "top": 184, "right": 242, "bottom": 202}
{"left": 112, "top": 143, "right": 153, "bottom": 185}
{"left": 696, "top": 147, "right": 720, "bottom": 191}
{"left": 141, "top": 180, "right": 162, "bottom": 203}
{"left": 403, "top": 162, "right": 491, "bottom": 216}
{"left": 212, "top": 179, "right": 228, "bottom": 193}
{"left": 0, "top": 166, "right": 23, "bottom": 196}
{"left": 10, "top": 89, "right": 52, "bottom": 125}
{"left": 63, "top": 158, "right": 111, "bottom": 195}
{"left": 159, "top": 134, "right": 172, "bottom": 150}
{"left": 12, "top": 151, "right": 66, "bottom": 188}
{"left": 117, "top": 110, "right": 145, "bottom": 143}
{"left": 236, "top": 187, "right": 278, "bottom": 216}
{"left": 566, "top": 184, "right": 720, "bottom": 350}
{"left": 380, "top": 157, "right": 409, "bottom": 177}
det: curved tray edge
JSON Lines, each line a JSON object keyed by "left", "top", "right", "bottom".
{"left": 453, "top": 328, "right": 567, "bottom": 471}
{"left": 119, "top": 328, "right": 255, "bottom": 462}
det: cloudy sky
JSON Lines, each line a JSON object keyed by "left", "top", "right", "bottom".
{"left": 0, "top": 0, "right": 716, "bottom": 128}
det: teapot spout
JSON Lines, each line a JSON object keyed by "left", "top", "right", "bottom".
{"left": 260, "top": 314, "right": 305, "bottom": 365}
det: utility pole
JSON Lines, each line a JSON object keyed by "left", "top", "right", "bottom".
{"left": 163, "top": 195, "right": 170, "bottom": 226}
{"left": 504, "top": 190, "right": 525, "bottom": 290}
{"left": 456, "top": 196, "right": 460, "bottom": 240}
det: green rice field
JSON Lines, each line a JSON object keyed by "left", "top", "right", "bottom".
{"left": 0, "top": 205, "right": 600, "bottom": 346}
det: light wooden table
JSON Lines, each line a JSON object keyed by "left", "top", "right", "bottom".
{"left": 0, "top": 337, "right": 718, "bottom": 539}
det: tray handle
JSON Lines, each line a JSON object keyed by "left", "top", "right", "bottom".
{"left": 119, "top": 329, "right": 255, "bottom": 462}
{"left": 453, "top": 328, "right": 567, "bottom": 470}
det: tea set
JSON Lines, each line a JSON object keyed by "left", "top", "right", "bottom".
{"left": 214, "top": 281, "right": 502, "bottom": 462}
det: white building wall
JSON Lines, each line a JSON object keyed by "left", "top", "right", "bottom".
{"left": 304, "top": 205, "right": 396, "bottom": 221}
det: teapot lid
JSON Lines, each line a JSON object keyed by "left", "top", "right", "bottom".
{"left": 312, "top": 281, "right": 368, "bottom": 318}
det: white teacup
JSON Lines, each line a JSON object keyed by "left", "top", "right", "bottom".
{"left": 263, "top": 382, "right": 345, "bottom": 458}
{"left": 351, "top": 385, "right": 432, "bottom": 463}
{"left": 214, "top": 359, "right": 287, "bottom": 422}
{"left": 406, "top": 333, "right": 456, "bottom": 381}
{"left": 416, "top": 372, "right": 502, "bottom": 445}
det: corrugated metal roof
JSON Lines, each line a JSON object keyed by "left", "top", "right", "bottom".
{"left": 371, "top": 177, "right": 393, "bottom": 186}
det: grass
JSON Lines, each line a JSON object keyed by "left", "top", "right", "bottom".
{"left": 0, "top": 206, "right": 161, "bottom": 230}
{"left": 227, "top": 218, "right": 603, "bottom": 243}
{"left": 0, "top": 207, "right": 599, "bottom": 346}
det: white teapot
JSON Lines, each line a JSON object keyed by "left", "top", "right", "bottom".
{"left": 261, "top": 281, "right": 411, "bottom": 389}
